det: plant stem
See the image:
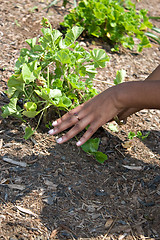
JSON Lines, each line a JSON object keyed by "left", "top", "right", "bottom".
{"left": 149, "top": 16, "right": 160, "bottom": 19}
{"left": 35, "top": 111, "right": 44, "bottom": 131}
{"left": 47, "top": 66, "right": 50, "bottom": 88}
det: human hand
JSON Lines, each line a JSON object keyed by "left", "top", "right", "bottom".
{"left": 49, "top": 86, "right": 123, "bottom": 146}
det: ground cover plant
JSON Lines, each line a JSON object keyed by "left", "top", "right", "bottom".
{"left": 1, "top": 18, "right": 109, "bottom": 163}
{"left": 61, "top": 0, "right": 153, "bottom": 51}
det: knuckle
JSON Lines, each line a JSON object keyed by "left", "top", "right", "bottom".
{"left": 74, "top": 122, "right": 81, "bottom": 130}
{"left": 64, "top": 132, "right": 71, "bottom": 140}
{"left": 87, "top": 127, "right": 94, "bottom": 134}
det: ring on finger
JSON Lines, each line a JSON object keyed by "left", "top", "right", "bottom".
{"left": 74, "top": 113, "right": 80, "bottom": 121}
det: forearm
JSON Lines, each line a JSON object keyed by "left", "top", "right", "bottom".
{"left": 116, "top": 80, "right": 160, "bottom": 110}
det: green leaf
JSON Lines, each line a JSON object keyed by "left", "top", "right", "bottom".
{"left": 152, "top": 27, "right": 160, "bottom": 34}
{"left": 24, "top": 126, "right": 35, "bottom": 140}
{"left": 24, "top": 102, "right": 37, "bottom": 111}
{"left": 93, "top": 151, "right": 108, "bottom": 163}
{"left": 108, "top": 123, "right": 119, "bottom": 133}
{"left": 81, "top": 138, "right": 100, "bottom": 153}
{"left": 85, "top": 65, "right": 97, "bottom": 79}
{"left": 35, "top": 88, "right": 62, "bottom": 100}
{"left": 56, "top": 96, "right": 72, "bottom": 108}
{"left": 91, "top": 49, "right": 110, "bottom": 68}
{"left": 136, "top": 131, "right": 150, "bottom": 140}
{"left": 8, "top": 74, "right": 25, "bottom": 91}
{"left": 23, "top": 110, "right": 39, "bottom": 118}
{"left": 114, "top": 69, "right": 126, "bottom": 85}
{"left": 1, "top": 96, "right": 19, "bottom": 118}
{"left": 55, "top": 49, "right": 72, "bottom": 64}
{"left": 145, "top": 32, "right": 160, "bottom": 44}
{"left": 52, "top": 29, "right": 62, "bottom": 42}
{"left": 128, "top": 131, "right": 136, "bottom": 140}
{"left": 137, "top": 35, "right": 151, "bottom": 52}
{"left": 50, "top": 89, "right": 62, "bottom": 98}
{"left": 22, "top": 63, "right": 36, "bottom": 83}
{"left": 26, "top": 37, "right": 37, "bottom": 48}
{"left": 67, "top": 74, "right": 85, "bottom": 90}
{"left": 64, "top": 26, "right": 84, "bottom": 46}
{"left": 6, "top": 87, "right": 16, "bottom": 98}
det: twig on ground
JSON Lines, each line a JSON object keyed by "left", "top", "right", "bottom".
{"left": 102, "top": 216, "right": 118, "bottom": 240}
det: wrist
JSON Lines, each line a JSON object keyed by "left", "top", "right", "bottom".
{"left": 112, "top": 83, "right": 127, "bottom": 110}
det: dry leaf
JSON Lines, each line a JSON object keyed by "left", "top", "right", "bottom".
{"left": 122, "top": 141, "right": 132, "bottom": 149}
{"left": 105, "top": 218, "right": 114, "bottom": 228}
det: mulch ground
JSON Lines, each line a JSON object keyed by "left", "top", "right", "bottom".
{"left": 0, "top": 0, "right": 160, "bottom": 239}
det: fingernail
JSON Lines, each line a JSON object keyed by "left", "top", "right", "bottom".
{"left": 76, "top": 140, "right": 82, "bottom": 146}
{"left": 56, "top": 137, "right": 63, "bottom": 144}
{"left": 48, "top": 129, "right": 55, "bottom": 135}
{"left": 52, "top": 121, "right": 58, "bottom": 126}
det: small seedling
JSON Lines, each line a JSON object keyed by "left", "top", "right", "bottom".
{"left": 81, "top": 138, "right": 108, "bottom": 163}
{"left": 128, "top": 131, "right": 150, "bottom": 140}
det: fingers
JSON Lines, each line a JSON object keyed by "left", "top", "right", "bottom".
{"left": 53, "top": 105, "right": 83, "bottom": 126}
{"left": 76, "top": 123, "right": 99, "bottom": 146}
{"left": 49, "top": 106, "right": 83, "bottom": 135}
{"left": 54, "top": 117, "right": 94, "bottom": 144}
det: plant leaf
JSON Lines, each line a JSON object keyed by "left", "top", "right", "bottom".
{"left": 64, "top": 26, "right": 84, "bottom": 46}
{"left": 26, "top": 37, "right": 37, "bottom": 48}
{"left": 81, "top": 138, "right": 100, "bottom": 153}
{"left": 35, "top": 88, "right": 62, "bottom": 100}
{"left": 22, "top": 63, "right": 36, "bottom": 83}
{"left": 91, "top": 49, "right": 110, "bottom": 68}
{"left": 24, "top": 127, "right": 35, "bottom": 140}
{"left": 55, "top": 49, "right": 72, "bottom": 64}
{"left": 114, "top": 69, "right": 126, "bottom": 85}
{"left": 8, "top": 74, "right": 25, "bottom": 91}
{"left": 23, "top": 111, "right": 39, "bottom": 118}
{"left": 108, "top": 123, "right": 119, "bottom": 133}
{"left": 24, "top": 102, "right": 37, "bottom": 111}
{"left": 93, "top": 151, "right": 108, "bottom": 163}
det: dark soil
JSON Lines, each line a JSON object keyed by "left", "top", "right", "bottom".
{"left": 0, "top": 1, "right": 160, "bottom": 239}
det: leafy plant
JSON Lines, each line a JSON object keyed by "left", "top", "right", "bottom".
{"left": 128, "top": 131, "right": 150, "bottom": 140}
{"left": 81, "top": 138, "right": 108, "bottom": 163}
{"left": 1, "top": 18, "right": 109, "bottom": 162}
{"left": 60, "top": 0, "right": 153, "bottom": 52}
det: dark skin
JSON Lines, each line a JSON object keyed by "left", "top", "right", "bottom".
{"left": 49, "top": 64, "right": 160, "bottom": 146}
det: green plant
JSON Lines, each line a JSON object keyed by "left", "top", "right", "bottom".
{"left": 81, "top": 138, "right": 107, "bottom": 163}
{"left": 128, "top": 131, "right": 150, "bottom": 140}
{"left": 114, "top": 69, "right": 126, "bottom": 85}
{"left": 1, "top": 18, "right": 109, "bottom": 163}
{"left": 60, "top": 0, "right": 153, "bottom": 52}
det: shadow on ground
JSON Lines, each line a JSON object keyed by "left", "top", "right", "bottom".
{"left": 0, "top": 116, "right": 160, "bottom": 239}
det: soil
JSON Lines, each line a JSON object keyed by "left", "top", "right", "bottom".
{"left": 0, "top": 0, "right": 160, "bottom": 239}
